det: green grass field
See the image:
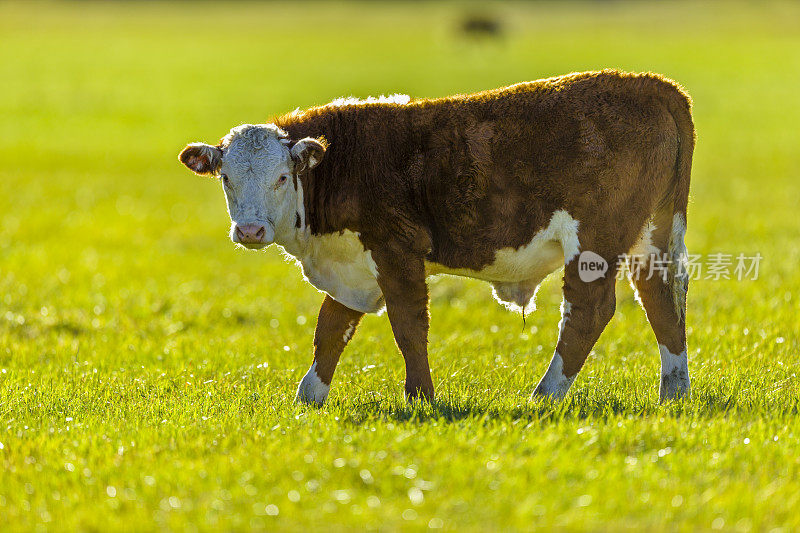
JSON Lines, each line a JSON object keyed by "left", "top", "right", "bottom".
{"left": 2, "top": 1, "right": 799, "bottom": 530}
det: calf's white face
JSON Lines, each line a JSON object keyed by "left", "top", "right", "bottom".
{"left": 179, "top": 124, "right": 325, "bottom": 249}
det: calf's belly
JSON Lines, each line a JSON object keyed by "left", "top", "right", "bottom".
{"left": 298, "top": 209, "right": 577, "bottom": 314}
{"left": 425, "top": 208, "right": 579, "bottom": 283}
{"left": 425, "top": 240, "right": 564, "bottom": 283}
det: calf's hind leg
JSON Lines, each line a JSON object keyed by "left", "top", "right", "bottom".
{"left": 533, "top": 260, "right": 618, "bottom": 399}
{"left": 629, "top": 214, "right": 690, "bottom": 401}
{"left": 296, "top": 295, "right": 364, "bottom": 406}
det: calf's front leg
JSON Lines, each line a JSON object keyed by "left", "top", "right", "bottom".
{"left": 374, "top": 253, "right": 434, "bottom": 402}
{"left": 296, "top": 295, "right": 364, "bottom": 406}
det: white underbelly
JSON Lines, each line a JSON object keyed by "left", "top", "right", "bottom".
{"left": 425, "top": 240, "right": 564, "bottom": 282}
{"left": 291, "top": 210, "right": 579, "bottom": 314}
{"left": 425, "top": 209, "right": 578, "bottom": 283}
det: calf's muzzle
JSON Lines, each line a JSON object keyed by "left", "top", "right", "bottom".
{"left": 234, "top": 223, "right": 268, "bottom": 247}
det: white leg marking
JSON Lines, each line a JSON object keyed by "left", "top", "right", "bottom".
{"left": 534, "top": 299, "right": 575, "bottom": 399}
{"left": 670, "top": 213, "right": 687, "bottom": 254}
{"left": 668, "top": 213, "right": 689, "bottom": 321}
{"left": 628, "top": 219, "right": 660, "bottom": 262}
{"left": 557, "top": 299, "right": 572, "bottom": 336}
{"left": 658, "top": 344, "right": 690, "bottom": 401}
{"left": 627, "top": 220, "right": 661, "bottom": 305}
{"left": 534, "top": 352, "right": 575, "bottom": 399}
{"left": 342, "top": 320, "right": 356, "bottom": 343}
{"left": 628, "top": 219, "right": 659, "bottom": 286}
{"left": 296, "top": 361, "right": 330, "bottom": 406}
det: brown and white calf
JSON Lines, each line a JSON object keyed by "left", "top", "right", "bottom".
{"left": 179, "top": 70, "right": 695, "bottom": 405}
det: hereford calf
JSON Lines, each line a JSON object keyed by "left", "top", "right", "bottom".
{"left": 179, "top": 70, "right": 695, "bottom": 405}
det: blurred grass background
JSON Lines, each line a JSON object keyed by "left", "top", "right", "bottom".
{"left": 1, "top": 1, "right": 799, "bottom": 530}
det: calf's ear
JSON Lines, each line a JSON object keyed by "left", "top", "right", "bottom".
{"left": 179, "top": 143, "right": 222, "bottom": 175}
{"left": 290, "top": 137, "right": 327, "bottom": 171}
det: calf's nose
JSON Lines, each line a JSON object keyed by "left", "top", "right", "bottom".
{"left": 234, "top": 223, "right": 267, "bottom": 244}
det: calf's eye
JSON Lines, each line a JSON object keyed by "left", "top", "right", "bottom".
{"left": 276, "top": 175, "right": 289, "bottom": 187}
{"left": 220, "top": 174, "right": 231, "bottom": 188}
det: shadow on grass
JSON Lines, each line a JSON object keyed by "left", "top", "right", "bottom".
{"left": 326, "top": 387, "right": 800, "bottom": 426}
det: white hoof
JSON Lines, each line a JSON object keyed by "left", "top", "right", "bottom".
{"left": 659, "top": 344, "right": 690, "bottom": 401}
{"left": 532, "top": 352, "right": 575, "bottom": 400}
{"left": 295, "top": 362, "right": 330, "bottom": 406}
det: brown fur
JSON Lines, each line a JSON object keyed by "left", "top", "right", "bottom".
{"left": 312, "top": 296, "right": 364, "bottom": 385}
{"left": 274, "top": 69, "right": 695, "bottom": 401}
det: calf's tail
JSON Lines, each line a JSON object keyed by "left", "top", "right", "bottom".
{"left": 662, "top": 83, "right": 695, "bottom": 324}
